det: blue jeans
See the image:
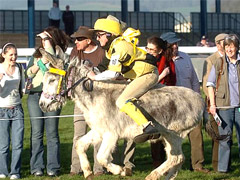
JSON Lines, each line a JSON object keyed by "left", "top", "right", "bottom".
{"left": 0, "top": 104, "right": 24, "bottom": 177}
{"left": 217, "top": 107, "right": 240, "bottom": 172}
{"left": 28, "top": 93, "right": 61, "bottom": 174}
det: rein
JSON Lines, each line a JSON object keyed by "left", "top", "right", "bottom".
{"left": 62, "top": 76, "right": 87, "bottom": 96}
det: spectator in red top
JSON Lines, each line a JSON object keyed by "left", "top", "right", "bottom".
{"left": 146, "top": 36, "right": 176, "bottom": 85}
{"left": 146, "top": 36, "right": 176, "bottom": 168}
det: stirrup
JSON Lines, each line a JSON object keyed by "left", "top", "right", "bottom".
{"left": 133, "top": 123, "right": 160, "bottom": 143}
{"left": 133, "top": 132, "right": 160, "bottom": 143}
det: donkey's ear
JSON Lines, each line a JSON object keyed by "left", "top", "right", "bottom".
{"left": 39, "top": 48, "right": 64, "bottom": 69}
{"left": 55, "top": 45, "right": 70, "bottom": 64}
{"left": 39, "top": 48, "right": 56, "bottom": 65}
{"left": 55, "top": 45, "right": 64, "bottom": 57}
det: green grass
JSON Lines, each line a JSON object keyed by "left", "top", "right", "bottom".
{"left": 17, "top": 95, "right": 240, "bottom": 179}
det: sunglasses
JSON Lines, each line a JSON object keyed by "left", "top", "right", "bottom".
{"left": 76, "top": 37, "right": 87, "bottom": 41}
{"left": 96, "top": 32, "right": 111, "bottom": 38}
{"left": 145, "top": 47, "right": 158, "bottom": 53}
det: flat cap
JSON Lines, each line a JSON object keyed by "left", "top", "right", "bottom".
{"left": 215, "top": 33, "right": 228, "bottom": 43}
{"left": 160, "top": 32, "right": 181, "bottom": 44}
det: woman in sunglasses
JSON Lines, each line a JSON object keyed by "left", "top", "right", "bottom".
{"left": 26, "top": 26, "right": 69, "bottom": 177}
{"left": 145, "top": 36, "right": 176, "bottom": 168}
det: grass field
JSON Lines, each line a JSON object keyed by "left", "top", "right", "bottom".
{"left": 17, "top": 95, "right": 240, "bottom": 180}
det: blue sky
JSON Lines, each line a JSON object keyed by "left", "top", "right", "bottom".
{"left": 0, "top": 0, "right": 205, "bottom": 11}
{"left": 1, "top": 0, "right": 132, "bottom": 10}
{"left": 0, "top": 0, "right": 219, "bottom": 21}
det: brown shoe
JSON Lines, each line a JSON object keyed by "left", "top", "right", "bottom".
{"left": 124, "top": 167, "right": 132, "bottom": 176}
{"left": 94, "top": 171, "right": 104, "bottom": 176}
{"left": 69, "top": 172, "right": 79, "bottom": 176}
{"left": 194, "top": 168, "right": 210, "bottom": 173}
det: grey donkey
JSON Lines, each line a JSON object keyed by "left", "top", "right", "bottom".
{"left": 38, "top": 46, "right": 204, "bottom": 180}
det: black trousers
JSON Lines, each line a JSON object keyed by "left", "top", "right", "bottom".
{"left": 49, "top": 19, "right": 60, "bottom": 28}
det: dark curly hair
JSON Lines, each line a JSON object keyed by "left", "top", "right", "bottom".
{"left": 147, "top": 36, "right": 167, "bottom": 52}
{"left": 33, "top": 26, "right": 70, "bottom": 58}
{"left": 147, "top": 36, "right": 174, "bottom": 61}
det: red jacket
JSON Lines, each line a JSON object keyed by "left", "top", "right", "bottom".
{"left": 156, "top": 54, "right": 176, "bottom": 86}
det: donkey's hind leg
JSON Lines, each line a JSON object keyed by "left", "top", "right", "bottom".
{"left": 97, "top": 132, "right": 124, "bottom": 175}
{"left": 145, "top": 135, "right": 184, "bottom": 180}
{"left": 164, "top": 154, "right": 184, "bottom": 180}
{"left": 75, "top": 129, "right": 100, "bottom": 179}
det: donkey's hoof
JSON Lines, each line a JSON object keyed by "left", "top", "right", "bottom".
{"left": 121, "top": 167, "right": 132, "bottom": 176}
{"left": 145, "top": 171, "right": 159, "bottom": 180}
{"left": 86, "top": 173, "right": 94, "bottom": 180}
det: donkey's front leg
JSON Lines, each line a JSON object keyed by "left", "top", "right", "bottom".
{"left": 97, "top": 132, "right": 123, "bottom": 175}
{"left": 75, "top": 129, "right": 100, "bottom": 179}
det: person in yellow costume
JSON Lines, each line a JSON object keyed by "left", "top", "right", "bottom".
{"left": 87, "top": 15, "right": 160, "bottom": 143}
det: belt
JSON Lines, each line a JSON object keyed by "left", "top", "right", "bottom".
{"left": 0, "top": 106, "right": 15, "bottom": 109}
{"left": 0, "top": 104, "right": 21, "bottom": 109}
{"left": 29, "top": 91, "right": 42, "bottom": 95}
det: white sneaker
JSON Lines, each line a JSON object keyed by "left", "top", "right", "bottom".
{"left": 10, "top": 175, "right": 20, "bottom": 179}
{"left": 0, "top": 174, "right": 6, "bottom": 178}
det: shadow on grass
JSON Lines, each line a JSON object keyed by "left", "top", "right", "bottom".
{"left": 21, "top": 142, "right": 76, "bottom": 178}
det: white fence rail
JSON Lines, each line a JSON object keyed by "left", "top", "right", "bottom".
{"left": 1, "top": 46, "right": 217, "bottom": 82}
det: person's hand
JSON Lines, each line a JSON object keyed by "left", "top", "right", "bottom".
{"left": 209, "top": 104, "right": 216, "bottom": 116}
{"left": 0, "top": 73, "right": 5, "bottom": 80}
{"left": 162, "top": 67, "right": 170, "bottom": 76}
{"left": 26, "top": 82, "right": 32, "bottom": 90}
{"left": 36, "top": 31, "right": 52, "bottom": 40}
{"left": 87, "top": 71, "right": 96, "bottom": 80}
{"left": 41, "top": 57, "right": 49, "bottom": 64}
{"left": 37, "top": 32, "right": 48, "bottom": 39}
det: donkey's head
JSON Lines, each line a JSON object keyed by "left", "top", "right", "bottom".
{"left": 39, "top": 46, "right": 69, "bottom": 112}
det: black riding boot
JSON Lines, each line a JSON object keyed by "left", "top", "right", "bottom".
{"left": 133, "top": 123, "right": 160, "bottom": 143}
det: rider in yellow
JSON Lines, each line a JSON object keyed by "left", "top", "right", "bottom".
{"left": 87, "top": 16, "right": 160, "bottom": 143}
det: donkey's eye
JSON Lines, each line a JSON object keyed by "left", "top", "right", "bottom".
{"left": 49, "top": 79, "right": 55, "bottom": 83}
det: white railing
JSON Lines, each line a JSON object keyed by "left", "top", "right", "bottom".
{"left": 179, "top": 46, "right": 217, "bottom": 54}
{"left": 2, "top": 46, "right": 217, "bottom": 60}
{"left": 1, "top": 46, "right": 217, "bottom": 82}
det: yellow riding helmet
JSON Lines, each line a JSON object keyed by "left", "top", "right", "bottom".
{"left": 94, "top": 18, "right": 122, "bottom": 36}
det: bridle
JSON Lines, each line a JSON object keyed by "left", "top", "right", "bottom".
{"left": 42, "top": 67, "right": 67, "bottom": 102}
{"left": 49, "top": 67, "right": 66, "bottom": 94}
{"left": 42, "top": 66, "right": 92, "bottom": 102}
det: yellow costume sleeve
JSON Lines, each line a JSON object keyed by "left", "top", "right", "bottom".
{"left": 108, "top": 40, "right": 133, "bottom": 72}
{"left": 108, "top": 40, "right": 132, "bottom": 72}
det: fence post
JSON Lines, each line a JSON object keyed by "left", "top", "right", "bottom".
{"left": 200, "top": 0, "right": 207, "bottom": 37}
{"left": 134, "top": 0, "right": 140, "bottom": 12}
{"left": 215, "top": 0, "right": 221, "bottom": 13}
{"left": 28, "top": 0, "right": 35, "bottom": 48}
{"left": 121, "top": 0, "right": 128, "bottom": 24}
